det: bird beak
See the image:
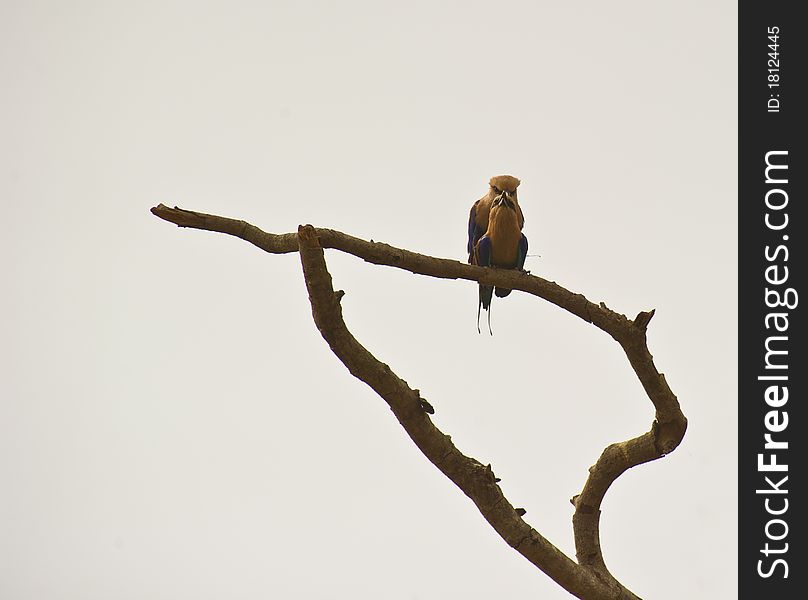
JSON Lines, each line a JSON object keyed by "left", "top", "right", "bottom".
{"left": 495, "top": 191, "right": 513, "bottom": 209}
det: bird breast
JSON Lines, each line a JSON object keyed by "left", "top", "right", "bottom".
{"left": 486, "top": 205, "right": 521, "bottom": 266}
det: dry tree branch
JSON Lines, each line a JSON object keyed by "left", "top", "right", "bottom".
{"left": 151, "top": 204, "right": 687, "bottom": 600}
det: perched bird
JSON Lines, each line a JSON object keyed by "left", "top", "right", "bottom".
{"left": 467, "top": 175, "right": 528, "bottom": 333}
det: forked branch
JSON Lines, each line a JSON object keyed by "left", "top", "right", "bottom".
{"left": 152, "top": 204, "right": 687, "bottom": 599}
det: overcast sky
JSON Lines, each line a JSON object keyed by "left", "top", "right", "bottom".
{"left": 2, "top": 1, "right": 736, "bottom": 598}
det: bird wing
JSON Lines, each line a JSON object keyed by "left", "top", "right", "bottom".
{"left": 517, "top": 233, "right": 528, "bottom": 271}
{"left": 467, "top": 203, "right": 479, "bottom": 261}
{"left": 475, "top": 234, "right": 492, "bottom": 267}
{"left": 475, "top": 234, "right": 494, "bottom": 315}
{"left": 515, "top": 201, "right": 525, "bottom": 230}
{"left": 467, "top": 195, "right": 490, "bottom": 262}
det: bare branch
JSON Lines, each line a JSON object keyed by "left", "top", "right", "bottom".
{"left": 151, "top": 204, "right": 620, "bottom": 330}
{"left": 152, "top": 204, "right": 687, "bottom": 598}
{"left": 296, "top": 225, "right": 621, "bottom": 598}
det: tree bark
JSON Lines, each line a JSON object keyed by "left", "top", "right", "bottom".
{"left": 152, "top": 204, "right": 688, "bottom": 599}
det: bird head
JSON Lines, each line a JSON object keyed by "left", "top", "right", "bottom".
{"left": 489, "top": 175, "right": 520, "bottom": 210}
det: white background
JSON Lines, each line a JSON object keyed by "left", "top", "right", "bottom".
{"left": 2, "top": 1, "right": 736, "bottom": 598}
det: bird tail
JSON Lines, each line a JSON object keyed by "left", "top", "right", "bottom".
{"left": 477, "top": 284, "right": 494, "bottom": 334}
{"left": 479, "top": 284, "right": 493, "bottom": 310}
{"left": 494, "top": 287, "right": 512, "bottom": 298}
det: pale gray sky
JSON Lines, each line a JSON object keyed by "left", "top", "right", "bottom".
{"left": 2, "top": 1, "right": 736, "bottom": 598}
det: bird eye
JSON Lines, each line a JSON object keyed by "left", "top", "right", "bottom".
{"left": 491, "top": 186, "right": 501, "bottom": 194}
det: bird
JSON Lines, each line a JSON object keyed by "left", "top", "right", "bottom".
{"left": 467, "top": 175, "right": 528, "bottom": 334}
